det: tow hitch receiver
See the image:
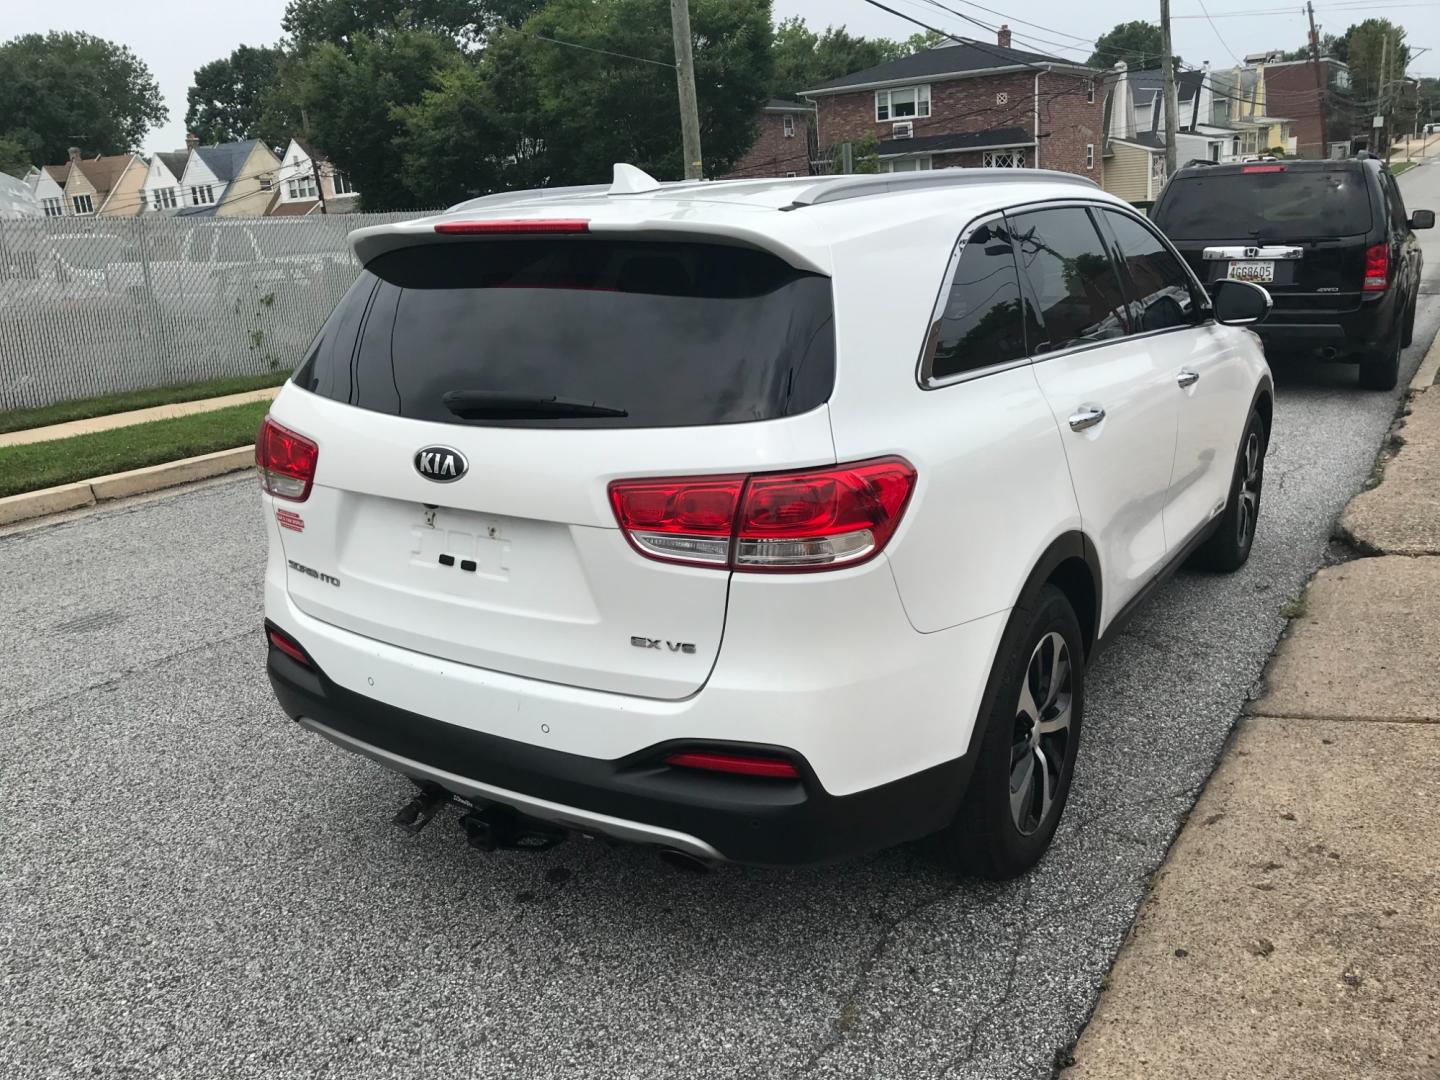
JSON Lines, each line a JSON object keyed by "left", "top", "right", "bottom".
{"left": 459, "top": 803, "right": 566, "bottom": 853}
{"left": 394, "top": 785, "right": 448, "bottom": 835}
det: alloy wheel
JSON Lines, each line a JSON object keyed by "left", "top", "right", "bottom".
{"left": 1237, "top": 430, "right": 1262, "bottom": 548}
{"left": 1009, "top": 631, "right": 1074, "bottom": 836}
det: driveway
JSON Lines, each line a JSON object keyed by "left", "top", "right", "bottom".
{"left": 3, "top": 168, "right": 1438, "bottom": 1079}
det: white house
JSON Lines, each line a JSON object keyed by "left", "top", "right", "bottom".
{"left": 177, "top": 147, "right": 223, "bottom": 213}
{"left": 140, "top": 149, "right": 190, "bottom": 213}
{"left": 26, "top": 165, "right": 68, "bottom": 218}
{"left": 270, "top": 137, "right": 359, "bottom": 215}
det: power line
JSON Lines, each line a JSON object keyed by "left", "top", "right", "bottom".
{"left": 511, "top": 28, "right": 675, "bottom": 69}
{"left": 1195, "top": 0, "right": 1244, "bottom": 65}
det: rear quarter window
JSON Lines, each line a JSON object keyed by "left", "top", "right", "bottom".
{"left": 293, "top": 238, "right": 835, "bottom": 429}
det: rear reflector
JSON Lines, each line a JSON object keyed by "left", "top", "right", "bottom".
{"left": 665, "top": 751, "right": 800, "bottom": 779}
{"left": 434, "top": 219, "right": 590, "bottom": 235}
{"left": 1242, "top": 164, "right": 1285, "bottom": 173}
{"left": 267, "top": 626, "right": 312, "bottom": 668}
{"left": 257, "top": 416, "right": 318, "bottom": 502}
{"left": 1363, "top": 242, "right": 1389, "bottom": 291}
{"left": 609, "top": 457, "right": 916, "bottom": 572}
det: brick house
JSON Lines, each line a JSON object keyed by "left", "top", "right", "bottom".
{"left": 799, "top": 28, "right": 1104, "bottom": 177}
{"left": 1260, "top": 58, "right": 1357, "bottom": 159}
{"left": 723, "top": 100, "right": 817, "bottom": 179}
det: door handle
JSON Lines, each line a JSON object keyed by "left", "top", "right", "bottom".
{"left": 1068, "top": 406, "right": 1106, "bottom": 432}
{"left": 1177, "top": 369, "right": 1200, "bottom": 388}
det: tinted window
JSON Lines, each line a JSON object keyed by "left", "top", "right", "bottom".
{"left": 1101, "top": 210, "right": 1202, "bottom": 333}
{"left": 1154, "top": 169, "right": 1373, "bottom": 241}
{"left": 293, "top": 239, "right": 834, "bottom": 429}
{"left": 1008, "top": 207, "right": 1129, "bottom": 353}
{"left": 925, "top": 220, "right": 1039, "bottom": 382}
{"left": 1383, "top": 174, "right": 1408, "bottom": 234}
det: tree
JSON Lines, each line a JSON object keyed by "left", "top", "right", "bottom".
{"left": 483, "top": 0, "right": 773, "bottom": 183}
{"left": 286, "top": 30, "right": 467, "bottom": 209}
{"left": 186, "top": 45, "right": 286, "bottom": 145}
{"left": 397, "top": 59, "right": 505, "bottom": 203}
{"left": 0, "top": 32, "right": 166, "bottom": 164}
{"left": 1087, "top": 21, "right": 1166, "bottom": 72}
{"left": 0, "top": 135, "right": 30, "bottom": 177}
{"left": 281, "top": 0, "right": 543, "bottom": 50}
{"left": 1340, "top": 20, "right": 1408, "bottom": 104}
{"left": 769, "top": 17, "right": 905, "bottom": 97}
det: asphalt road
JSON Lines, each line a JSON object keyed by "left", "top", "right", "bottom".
{"left": 4, "top": 166, "right": 1439, "bottom": 1080}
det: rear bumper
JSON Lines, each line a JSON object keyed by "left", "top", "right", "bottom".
{"left": 1257, "top": 292, "right": 1399, "bottom": 356}
{"left": 268, "top": 645, "right": 975, "bottom": 865}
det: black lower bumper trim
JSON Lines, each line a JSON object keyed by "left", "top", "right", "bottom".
{"left": 267, "top": 646, "right": 974, "bottom": 866}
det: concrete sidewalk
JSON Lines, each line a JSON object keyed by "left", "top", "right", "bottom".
{"left": 0, "top": 386, "right": 280, "bottom": 448}
{"left": 1063, "top": 353, "right": 1440, "bottom": 1077}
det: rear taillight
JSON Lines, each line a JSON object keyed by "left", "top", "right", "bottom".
{"left": 665, "top": 750, "right": 800, "bottom": 779}
{"left": 266, "top": 625, "right": 313, "bottom": 668}
{"left": 434, "top": 219, "right": 589, "bottom": 235}
{"left": 1363, "top": 242, "right": 1389, "bottom": 291}
{"left": 608, "top": 457, "right": 916, "bottom": 572}
{"left": 256, "top": 416, "right": 318, "bottom": 502}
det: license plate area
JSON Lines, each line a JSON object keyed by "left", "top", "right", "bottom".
{"left": 1227, "top": 260, "right": 1275, "bottom": 284}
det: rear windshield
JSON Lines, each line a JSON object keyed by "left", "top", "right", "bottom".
{"left": 1155, "top": 169, "right": 1373, "bottom": 241}
{"left": 292, "top": 238, "right": 835, "bottom": 428}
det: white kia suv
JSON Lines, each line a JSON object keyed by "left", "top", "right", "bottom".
{"left": 259, "top": 166, "right": 1273, "bottom": 877}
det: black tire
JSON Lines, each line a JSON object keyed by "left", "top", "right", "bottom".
{"left": 935, "top": 584, "right": 1084, "bottom": 879}
{"left": 1192, "top": 409, "right": 1266, "bottom": 573}
{"left": 1359, "top": 330, "right": 1401, "bottom": 391}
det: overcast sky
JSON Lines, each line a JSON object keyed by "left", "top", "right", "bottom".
{"left": 3, "top": 0, "right": 1437, "bottom": 156}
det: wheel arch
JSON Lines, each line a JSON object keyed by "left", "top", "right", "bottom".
{"left": 1016, "top": 530, "right": 1102, "bottom": 661}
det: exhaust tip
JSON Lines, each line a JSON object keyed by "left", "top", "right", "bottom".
{"left": 658, "top": 847, "right": 713, "bottom": 874}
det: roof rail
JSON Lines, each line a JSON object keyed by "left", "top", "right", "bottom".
{"left": 1180, "top": 158, "right": 1219, "bottom": 168}
{"left": 783, "top": 168, "right": 1098, "bottom": 209}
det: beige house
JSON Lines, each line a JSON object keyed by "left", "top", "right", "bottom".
{"left": 50, "top": 148, "right": 147, "bottom": 217}
{"left": 176, "top": 138, "right": 283, "bottom": 218}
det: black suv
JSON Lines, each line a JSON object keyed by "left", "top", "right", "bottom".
{"left": 1152, "top": 157, "right": 1433, "bottom": 389}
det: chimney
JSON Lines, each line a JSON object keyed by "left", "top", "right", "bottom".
{"left": 67, "top": 146, "right": 82, "bottom": 163}
{"left": 1108, "top": 61, "right": 1135, "bottom": 141}
{"left": 997, "top": 24, "right": 1012, "bottom": 49}
{"left": 185, "top": 132, "right": 199, "bottom": 151}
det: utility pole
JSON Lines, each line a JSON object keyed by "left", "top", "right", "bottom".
{"left": 1378, "top": 30, "right": 1389, "bottom": 158}
{"left": 1306, "top": 2, "right": 1330, "bottom": 157}
{"left": 1160, "top": 0, "right": 1178, "bottom": 177}
{"left": 669, "top": 0, "right": 703, "bottom": 180}
{"left": 311, "top": 158, "right": 328, "bottom": 215}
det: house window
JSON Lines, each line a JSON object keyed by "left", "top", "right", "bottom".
{"left": 331, "top": 171, "right": 355, "bottom": 195}
{"left": 882, "top": 156, "right": 932, "bottom": 173}
{"left": 983, "top": 150, "right": 1025, "bottom": 168}
{"left": 139, "top": 189, "right": 149, "bottom": 211}
{"left": 42, "top": 197, "right": 63, "bottom": 217}
{"left": 155, "top": 187, "right": 177, "bottom": 210}
{"left": 287, "top": 174, "right": 317, "bottom": 200}
{"left": 786, "top": 171, "right": 797, "bottom": 178}
{"left": 260, "top": 175, "right": 274, "bottom": 192}
{"left": 1086, "top": 143, "right": 1095, "bottom": 171}
{"left": 71, "top": 193, "right": 94, "bottom": 215}
{"left": 875, "top": 85, "right": 930, "bottom": 122}
{"left": 1086, "top": 79, "right": 1096, "bottom": 104}
{"left": 189, "top": 184, "right": 215, "bottom": 206}
{"left": 783, "top": 114, "right": 795, "bottom": 138}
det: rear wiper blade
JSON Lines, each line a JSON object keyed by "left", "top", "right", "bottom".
{"left": 441, "top": 390, "right": 628, "bottom": 419}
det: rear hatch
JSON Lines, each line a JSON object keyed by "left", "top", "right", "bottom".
{"left": 1154, "top": 165, "right": 1375, "bottom": 312}
{"left": 268, "top": 231, "right": 836, "bottom": 700}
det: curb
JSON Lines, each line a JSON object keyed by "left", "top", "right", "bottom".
{"left": 0, "top": 446, "right": 255, "bottom": 526}
{"left": 1410, "top": 332, "right": 1440, "bottom": 393}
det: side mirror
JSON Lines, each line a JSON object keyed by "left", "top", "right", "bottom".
{"left": 1212, "top": 278, "right": 1272, "bottom": 326}
{"left": 1410, "top": 209, "right": 1435, "bottom": 230}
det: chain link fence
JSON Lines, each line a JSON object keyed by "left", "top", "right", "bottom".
{"left": 0, "top": 212, "right": 427, "bottom": 411}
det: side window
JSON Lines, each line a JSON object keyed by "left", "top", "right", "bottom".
{"left": 922, "top": 219, "right": 1040, "bottom": 384}
{"left": 1100, "top": 209, "right": 1202, "bottom": 333}
{"left": 1007, "top": 207, "right": 1129, "bottom": 353}
{"left": 1384, "top": 174, "right": 1408, "bottom": 234}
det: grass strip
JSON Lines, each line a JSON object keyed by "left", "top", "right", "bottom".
{"left": 0, "top": 400, "right": 270, "bottom": 499}
{"left": 0, "top": 371, "right": 289, "bottom": 435}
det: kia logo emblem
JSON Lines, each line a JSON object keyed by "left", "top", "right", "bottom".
{"left": 414, "top": 446, "right": 468, "bottom": 483}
